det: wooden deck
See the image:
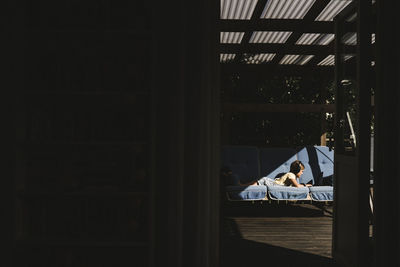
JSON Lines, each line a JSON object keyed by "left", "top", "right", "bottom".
{"left": 221, "top": 203, "right": 338, "bottom": 267}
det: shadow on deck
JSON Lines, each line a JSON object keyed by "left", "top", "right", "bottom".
{"left": 221, "top": 203, "right": 338, "bottom": 267}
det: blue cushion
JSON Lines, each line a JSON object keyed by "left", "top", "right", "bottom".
{"left": 296, "top": 147, "right": 315, "bottom": 184}
{"left": 314, "top": 146, "right": 334, "bottom": 179}
{"left": 259, "top": 148, "right": 297, "bottom": 179}
{"left": 221, "top": 146, "right": 260, "bottom": 184}
{"left": 267, "top": 185, "right": 310, "bottom": 200}
{"left": 296, "top": 146, "right": 334, "bottom": 185}
{"left": 225, "top": 185, "right": 267, "bottom": 200}
{"left": 309, "top": 186, "right": 333, "bottom": 201}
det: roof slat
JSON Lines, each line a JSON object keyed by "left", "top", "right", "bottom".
{"left": 269, "top": 0, "right": 331, "bottom": 65}
{"left": 261, "top": 0, "right": 316, "bottom": 19}
{"left": 219, "top": 19, "right": 354, "bottom": 33}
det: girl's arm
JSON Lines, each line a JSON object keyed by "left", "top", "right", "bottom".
{"left": 289, "top": 178, "right": 305, "bottom": 187}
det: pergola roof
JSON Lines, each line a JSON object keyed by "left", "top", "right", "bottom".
{"left": 219, "top": 0, "right": 375, "bottom": 73}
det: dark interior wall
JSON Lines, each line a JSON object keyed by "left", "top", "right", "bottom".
{"left": 374, "top": 1, "right": 400, "bottom": 266}
{"left": 8, "top": 1, "right": 155, "bottom": 266}
{"left": 5, "top": 0, "right": 220, "bottom": 266}
{"left": 152, "top": 0, "right": 220, "bottom": 266}
{"left": 4, "top": 1, "right": 24, "bottom": 266}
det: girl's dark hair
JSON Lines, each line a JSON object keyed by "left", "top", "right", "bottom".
{"left": 290, "top": 160, "right": 304, "bottom": 175}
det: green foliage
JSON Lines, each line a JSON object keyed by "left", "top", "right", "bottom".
{"left": 222, "top": 72, "right": 334, "bottom": 104}
{"left": 229, "top": 112, "right": 323, "bottom": 147}
{"left": 222, "top": 72, "right": 335, "bottom": 147}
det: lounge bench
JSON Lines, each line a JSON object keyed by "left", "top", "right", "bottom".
{"left": 221, "top": 145, "right": 334, "bottom": 202}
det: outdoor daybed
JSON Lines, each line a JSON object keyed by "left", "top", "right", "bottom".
{"left": 222, "top": 145, "right": 334, "bottom": 202}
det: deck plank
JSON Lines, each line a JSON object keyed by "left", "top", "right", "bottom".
{"left": 221, "top": 203, "right": 338, "bottom": 267}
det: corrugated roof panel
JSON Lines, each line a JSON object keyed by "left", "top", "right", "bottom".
{"left": 296, "top": 33, "right": 334, "bottom": 45}
{"left": 342, "top": 32, "right": 356, "bottom": 45}
{"left": 249, "top": 31, "right": 292, "bottom": 43}
{"left": 317, "top": 54, "right": 353, "bottom": 65}
{"left": 279, "top": 54, "right": 314, "bottom": 65}
{"left": 341, "top": 33, "right": 375, "bottom": 45}
{"left": 220, "top": 32, "right": 246, "bottom": 43}
{"left": 315, "top": 0, "right": 352, "bottom": 21}
{"left": 344, "top": 55, "right": 354, "bottom": 61}
{"left": 297, "top": 55, "right": 314, "bottom": 65}
{"left": 296, "top": 33, "right": 320, "bottom": 45}
{"left": 261, "top": 0, "right": 316, "bottom": 19}
{"left": 317, "top": 55, "right": 335, "bottom": 65}
{"left": 280, "top": 54, "right": 300, "bottom": 64}
{"left": 221, "top": 0, "right": 259, "bottom": 19}
{"left": 345, "top": 12, "right": 357, "bottom": 22}
{"left": 318, "top": 34, "right": 335, "bottom": 45}
{"left": 244, "top": 53, "right": 276, "bottom": 64}
{"left": 220, "top": 53, "right": 236, "bottom": 63}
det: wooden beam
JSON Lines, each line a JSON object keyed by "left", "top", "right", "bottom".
{"left": 306, "top": 54, "right": 328, "bottom": 66}
{"left": 220, "top": 43, "right": 356, "bottom": 55}
{"left": 232, "top": 0, "right": 268, "bottom": 63}
{"left": 250, "top": 0, "right": 268, "bottom": 21}
{"left": 220, "top": 43, "right": 330, "bottom": 54}
{"left": 221, "top": 63, "right": 334, "bottom": 76}
{"left": 303, "top": 0, "right": 332, "bottom": 20}
{"left": 271, "top": 0, "right": 331, "bottom": 65}
{"left": 222, "top": 103, "right": 335, "bottom": 113}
